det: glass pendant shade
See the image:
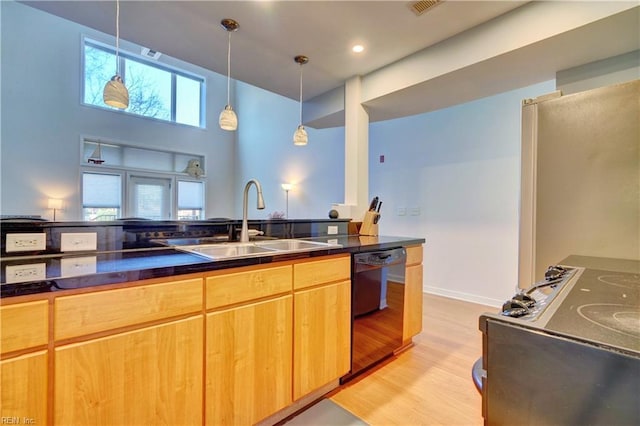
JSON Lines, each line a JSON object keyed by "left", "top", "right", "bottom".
{"left": 219, "top": 105, "right": 238, "bottom": 131}
{"left": 293, "top": 125, "right": 308, "bottom": 146}
{"left": 103, "top": 0, "right": 128, "bottom": 109}
{"left": 103, "top": 75, "right": 129, "bottom": 109}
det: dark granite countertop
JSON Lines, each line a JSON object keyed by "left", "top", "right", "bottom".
{"left": 0, "top": 235, "right": 424, "bottom": 297}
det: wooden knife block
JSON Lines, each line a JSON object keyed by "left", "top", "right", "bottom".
{"left": 359, "top": 211, "right": 379, "bottom": 236}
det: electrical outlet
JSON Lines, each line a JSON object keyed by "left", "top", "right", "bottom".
{"left": 410, "top": 207, "right": 421, "bottom": 216}
{"left": 61, "top": 232, "right": 97, "bottom": 252}
{"left": 327, "top": 225, "right": 339, "bottom": 235}
{"left": 6, "top": 233, "right": 46, "bottom": 252}
{"left": 397, "top": 207, "right": 407, "bottom": 216}
{"left": 5, "top": 263, "right": 47, "bottom": 283}
{"left": 61, "top": 256, "right": 97, "bottom": 277}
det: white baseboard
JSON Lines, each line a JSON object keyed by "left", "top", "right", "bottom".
{"left": 423, "top": 285, "right": 503, "bottom": 308}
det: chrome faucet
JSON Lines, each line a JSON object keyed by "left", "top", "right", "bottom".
{"left": 240, "top": 179, "right": 265, "bottom": 242}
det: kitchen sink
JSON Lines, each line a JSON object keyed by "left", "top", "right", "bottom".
{"left": 254, "top": 239, "right": 334, "bottom": 251}
{"left": 176, "top": 239, "right": 340, "bottom": 260}
{"left": 180, "top": 243, "right": 277, "bottom": 259}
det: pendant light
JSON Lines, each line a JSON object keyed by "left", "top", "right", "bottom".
{"left": 293, "top": 55, "right": 309, "bottom": 146}
{"left": 219, "top": 18, "right": 239, "bottom": 131}
{"left": 103, "top": 0, "right": 129, "bottom": 109}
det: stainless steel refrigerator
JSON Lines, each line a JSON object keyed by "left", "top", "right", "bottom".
{"left": 518, "top": 79, "right": 639, "bottom": 289}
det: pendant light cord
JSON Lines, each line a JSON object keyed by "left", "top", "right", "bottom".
{"left": 226, "top": 31, "right": 232, "bottom": 105}
{"left": 115, "top": 0, "right": 120, "bottom": 76}
{"left": 299, "top": 63, "right": 303, "bottom": 125}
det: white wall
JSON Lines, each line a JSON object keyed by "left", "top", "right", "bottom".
{"left": 0, "top": 1, "right": 236, "bottom": 220}
{"left": 369, "top": 80, "right": 556, "bottom": 307}
{"left": 234, "top": 81, "right": 345, "bottom": 220}
{"left": 0, "top": 1, "right": 346, "bottom": 222}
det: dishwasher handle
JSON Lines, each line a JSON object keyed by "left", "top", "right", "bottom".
{"left": 353, "top": 248, "right": 406, "bottom": 267}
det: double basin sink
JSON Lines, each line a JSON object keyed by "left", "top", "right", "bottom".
{"left": 174, "top": 239, "right": 341, "bottom": 261}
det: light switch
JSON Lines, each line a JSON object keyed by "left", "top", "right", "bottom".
{"left": 61, "top": 256, "right": 97, "bottom": 277}
{"left": 61, "top": 232, "right": 97, "bottom": 252}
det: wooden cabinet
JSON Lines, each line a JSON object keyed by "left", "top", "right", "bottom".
{"left": 293, "top": 255, "right": 351, "bottom": 400}
{"left": 206, "top": 295, "right": 292, "bottom": 425}
{"left": 53, "top": 276, "right": 204, "bottom": 425}
{"left": 403, "top": 245, "right": 424, "bottom": 341}
{"left": 1, "top": 351, "right": 48, "bottom": 424}
{"left": 55, "top": 315, "right": 203, "bottom": 425}
{"left": 1, "top": 300, "right": 49, "bottom": 424}
{"left": 205, "top": 264, "right": 293, "bottom": 425}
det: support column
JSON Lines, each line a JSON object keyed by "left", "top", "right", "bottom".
{"left": 336, "top": 76, "right": 369, "bottom": 220}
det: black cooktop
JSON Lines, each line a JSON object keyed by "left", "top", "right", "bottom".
{"left": 546, "top": 267, "right": 640, "bottom": 354}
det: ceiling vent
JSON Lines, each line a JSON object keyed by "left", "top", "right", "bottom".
{"left": 408, "top": 0, "right": 442, "bottom": 16}
{"left": 141, "top": 47, "right": 162, "bottom": 60}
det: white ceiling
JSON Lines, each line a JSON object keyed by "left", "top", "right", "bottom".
{"left": 21, "top": 0, "right": 527, "bottom": 100}
{"left": 18, "top": 1, "right": 640, "bottom": 125}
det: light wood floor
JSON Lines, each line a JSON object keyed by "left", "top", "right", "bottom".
{"left": 330, "top": 294, "right": 494, "bottom": 426}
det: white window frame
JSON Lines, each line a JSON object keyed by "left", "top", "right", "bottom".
{"left": 81, "top": 37, "right": 206, "bottom": 128}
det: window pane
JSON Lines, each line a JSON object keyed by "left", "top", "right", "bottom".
{"left": 83, "top": 40, "right": 204, "bottom": 127}
{"left": 125, "top": 60, "right": 171, "bottom": 120}
{"left": 176, "top": 75, "right": 201, "bottom": 126}
{"left": 129, "top": 176, "right": 171, "bottom": 220}
{"left": 178, "top": 181, "right": 204, "bottom": 209}
{"left": 84, "top": 44, "right": 115, "bottom": 106}
{"left": 83, "top": 208, "right": 119, "bottom": 222}
{"left": 83, "top": 173, "right": 121, "bottom": 208}
{"left": 178, "top": 209, "right": 202, "bottom": 220}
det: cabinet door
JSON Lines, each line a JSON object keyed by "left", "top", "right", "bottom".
{"left": 1, "top": 350, "right": 47, "bottom": 424}
{"left": 55, "top": 316, "right": 203, "bottom": 425}
{"left": 294, "top": 280, "right": 351, "bottom": 400}
{"left": 1, "top": 300, "right": 48, "bottom": 354}
{"left": 206, "top": 295, "right": 293, "bottom": 425}
{"left": 403, "top": 263, "right": 424, "bottom": 340}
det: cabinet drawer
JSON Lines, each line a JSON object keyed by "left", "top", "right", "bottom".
{"left": 406, "top": 245, "right": 423, "bottom": 266}
{"left": 206, "top": 265, "right": 292, "bottom": 310}
{"left": 1, "top": 300, "right": 48, "bottom": 354}
{"left": 293, "top": 255, "right": 350, "bottom": 290}
{"left": 55, "top": 278, "right": 203, "bottom": 340}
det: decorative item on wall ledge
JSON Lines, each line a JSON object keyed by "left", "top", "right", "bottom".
{"left": 219, "top": 18, "right": 239, "bottom": 131}
{"left": 87, "top": 142, "right": 105, "bottom": 164}
{"left": 103, "top": 0, "right": 129, "bottom": 109}
{"left": 48, "top": 198, "right": 63, "bottom": 221}
{"left": 184, "top": 159, "right": 204, "bottom": 178}
{"left": 293, "top": 55, "right": 309, "bottom": 146}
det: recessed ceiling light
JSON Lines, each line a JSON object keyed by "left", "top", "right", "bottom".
{"left": 352, "top": 45, "right": 364, "bottom": 53}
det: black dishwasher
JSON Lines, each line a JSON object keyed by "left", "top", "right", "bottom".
{"left": 342, "top": 247, "right": 407, "bottom": 382}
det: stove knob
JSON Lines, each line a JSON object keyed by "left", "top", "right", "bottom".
{"left": 512, "top": 293, "right": 536, "bottom": 308}
{"left": 501, "top": 299, "right": 530, "bottom": 318}
{"left": 545, "top": 265, "right": 566, "bottom": 281}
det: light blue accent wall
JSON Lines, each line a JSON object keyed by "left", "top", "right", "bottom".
{"left": 369, "top": 80, "right": 556, "bottom": 306}
{"left": 234, "top": 81, "right": 345, "bottom": 220}
{"left": 0, "top": 1, "right": 236, "bottom": 220}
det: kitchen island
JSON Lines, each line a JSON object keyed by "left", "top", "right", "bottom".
{"left": 1, "top": 220, "right": 424, "bottom": 425}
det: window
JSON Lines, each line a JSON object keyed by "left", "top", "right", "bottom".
{"left": 81, "top": 139, "right": 206, "bottom": 221}
{"left": 82, "top": 172, "right": 122, "bottom": 221}
{"left": 83, "top": 39, "right": 204, "bottom": 127}
{"left": 128, "top": 175, "right": 172, "bottom": 220}
{"left": 178, "top": 181, "right": 205, "bottom": 220}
